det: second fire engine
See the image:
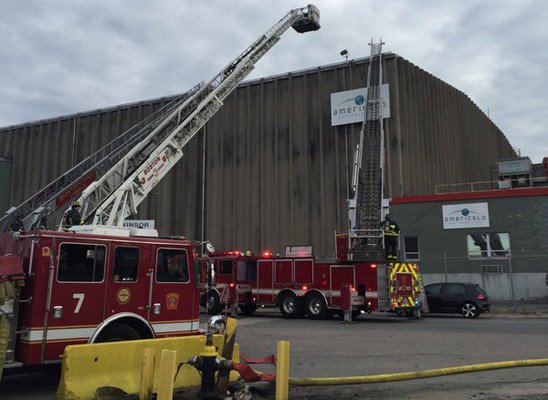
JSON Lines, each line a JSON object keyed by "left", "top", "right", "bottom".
{"left": 200, "top": 241, "right": 424, "bottom": 320}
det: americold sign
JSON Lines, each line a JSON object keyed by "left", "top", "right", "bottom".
{"left": 442, "top": 203, "right": 490, "bottom": 229}
{"left": 330, "top": 84, "right": 390, "bottom": 127}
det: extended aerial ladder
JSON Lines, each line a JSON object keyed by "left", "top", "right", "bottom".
{"left": 0, "top": 85, "right": 203, "bottom": 232}
{"left": 347, "top": 40, "right": 385, "bottom": 260}
{"left": 0, "top": 5, "right": 320, "bottom": 231}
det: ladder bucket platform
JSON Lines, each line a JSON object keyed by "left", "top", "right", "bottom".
{"left": 292, "top": 4, "right": 321, "bottom": 32}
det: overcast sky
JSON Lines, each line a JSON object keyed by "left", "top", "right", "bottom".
{"left": 1, "top": 1, "right": 546, "bottom": 163}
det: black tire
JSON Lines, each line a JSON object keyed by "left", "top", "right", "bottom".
{"left": 206, "top": 290, "right": 222, "bottom": 315}
{"left": 461, "top": 302, "right": 479, "bottom": 318}
{"left": 279, "top": 293, "right": 304, "bottom": 319}
{"left": 95, "top": 323, "right": 141, "bottom": 343}
{"left": 240, "top": 303, "right": 257, "bottom": 316}
{"left": 306, "top": 293, "right": 328, "bottom": 320}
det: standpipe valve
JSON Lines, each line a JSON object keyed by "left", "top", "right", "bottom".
{"left": 188, "top": 334, "right": 233, "bottom": 400}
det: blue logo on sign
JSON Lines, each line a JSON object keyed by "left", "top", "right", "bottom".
{"left": 355, "top": 95, "right": 365, "bottom": 105}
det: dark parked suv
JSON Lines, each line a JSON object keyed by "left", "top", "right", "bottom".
{"left": 424, "top": 282, "right": 490, "bottom": 318}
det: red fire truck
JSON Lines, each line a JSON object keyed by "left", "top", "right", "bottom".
{"left": 0, "top": 6, "right": 320, "bottom": 373}
{"left": 200, "top": 243, "right": 423, "bottom": 319}
{"left": 0, "top": 229, "right": 201, "bottom": 367}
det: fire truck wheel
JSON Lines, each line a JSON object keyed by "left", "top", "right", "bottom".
{"left": 306, "top": 293, "right": 328, "bottom": 320}
{"left": 206, "top": 291, "right": 222, "bottom": 315}
{"left": 240, "top": 304, "right": 257, "bottom": 315}
{"left": 279, "top": 293, "right": 303, "bottom": 319}
{"left": 95, "top": 323, "right": 141, "bottom": 342}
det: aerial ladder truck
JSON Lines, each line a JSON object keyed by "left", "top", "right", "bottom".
{"left": 198, "top": 41, "right": 425, "bottom": 321}
{"left": 343, "top": 40, "right": 426, "bottom": 316}
{"left": 0, "top": 5, "right": 320, "bottom": 374}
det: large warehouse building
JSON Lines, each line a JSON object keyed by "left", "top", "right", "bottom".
{"left": 0, "top": 53, "right": 518, "bottom": 258}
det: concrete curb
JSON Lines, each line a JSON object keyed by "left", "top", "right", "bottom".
{"left": 484, "top": 311, "right": 548, "bottom": 319}
{"left": 483, "top": 303, "right": 548, "bottom": 319}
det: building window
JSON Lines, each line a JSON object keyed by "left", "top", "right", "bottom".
{"left": 58, "top": 243, "right": 106, "bottom": 282}
{"left": 156, "top": 249, "right": 189, "bottom": 283}
{"left": 113, "top": 247, "right": 139, "bottom": 282}
{"left": 467, "top": 233, "right": 510, "bottom": 258}
{"left": 404, "top": 237, "right": 420, "bottom": 260}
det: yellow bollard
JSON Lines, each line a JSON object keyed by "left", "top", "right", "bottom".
{"left": 275, "top": 340, "right": 290, "bottom": 400}
{"left": 218, "top": 317, "right": 238, "bottom": 394}
{"left": 157, "top": 349, "right": 176, "bottom": 400}
{"left": 139, "top": 348, "right": 156, "bottom": 400}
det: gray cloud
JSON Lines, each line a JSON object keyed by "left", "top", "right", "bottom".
{"left": 1, "top": 0, "right": 546, "bottom": 162}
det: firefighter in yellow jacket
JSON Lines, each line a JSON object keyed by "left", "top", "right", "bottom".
{"left": 380, "top": 214, "right": 400, "bottom": 260}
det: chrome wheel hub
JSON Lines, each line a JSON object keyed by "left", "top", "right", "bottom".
{"left": 283, "top": 297, "right": 296, "bottom": 313}
{"left": 310, "top": 298, "right": 322, "bottom": 314}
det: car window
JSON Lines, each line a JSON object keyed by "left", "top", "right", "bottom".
{"left": 446, "top": 284, "right": 465, "bottom": 295}
{"left": 426, "top": 283, "right": 442, "bottom": 295}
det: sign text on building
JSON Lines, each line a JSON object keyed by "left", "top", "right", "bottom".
{"left": 330, "top": 84, "right": 390, "bottom": 127}
{"left": 442, "top": 203, "right": 490, "bottom": 229}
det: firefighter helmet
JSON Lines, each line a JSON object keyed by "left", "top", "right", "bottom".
{"left": 72, "top": 201, "right": 81, "bottom": 208}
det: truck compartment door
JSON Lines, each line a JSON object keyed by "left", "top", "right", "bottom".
{"left": 256, "top": 260, "right": 274, "bottom": 304}
{"left": 329, "top": 265, "right": 355, "bottom": 307}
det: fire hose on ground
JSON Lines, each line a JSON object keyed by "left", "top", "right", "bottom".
{"left": 230, "top": 351, "right": 548, "bottom": 400}
{"left": 285, "top": 358, "right": 548, "bottom": 386}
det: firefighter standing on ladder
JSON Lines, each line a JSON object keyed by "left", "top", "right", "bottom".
{"left": 381, "top": 214, "right": 400, "bottom": 260}
{"left": 64, "top": 201, "right": 84, "bottom": 228}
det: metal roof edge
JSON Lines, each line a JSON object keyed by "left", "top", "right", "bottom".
{"left": 391, "top": 187, "right": 548, "bottom": 204}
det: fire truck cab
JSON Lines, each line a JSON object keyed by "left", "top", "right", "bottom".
{"left": 0, "top": 229, "right": 200, "bottom": 369}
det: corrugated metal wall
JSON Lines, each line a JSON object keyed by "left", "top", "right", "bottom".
{"left": 0, "top": 157, "right": 12, "bottom": 212}
{"left": 0, "top": 54, "right": 516, "bottom": 256}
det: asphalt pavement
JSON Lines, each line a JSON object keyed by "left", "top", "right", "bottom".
{"left": 235, "top": 309, "right": 548, "bottom": 400}
{"left": 2, "top": 305, "right": 548, "bottom": 400}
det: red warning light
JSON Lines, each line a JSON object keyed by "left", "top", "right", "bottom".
{"left": 301, "top": 285, "right": 308, "bottom": 291}
{"left": 229, "top": 282, "right": 235, "bottom": 288}
{"left": 261, "top": 250, "right": 273, "bottom": 258}
{"left": 371, "top": 264, "right": 377, "bottom": 269}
